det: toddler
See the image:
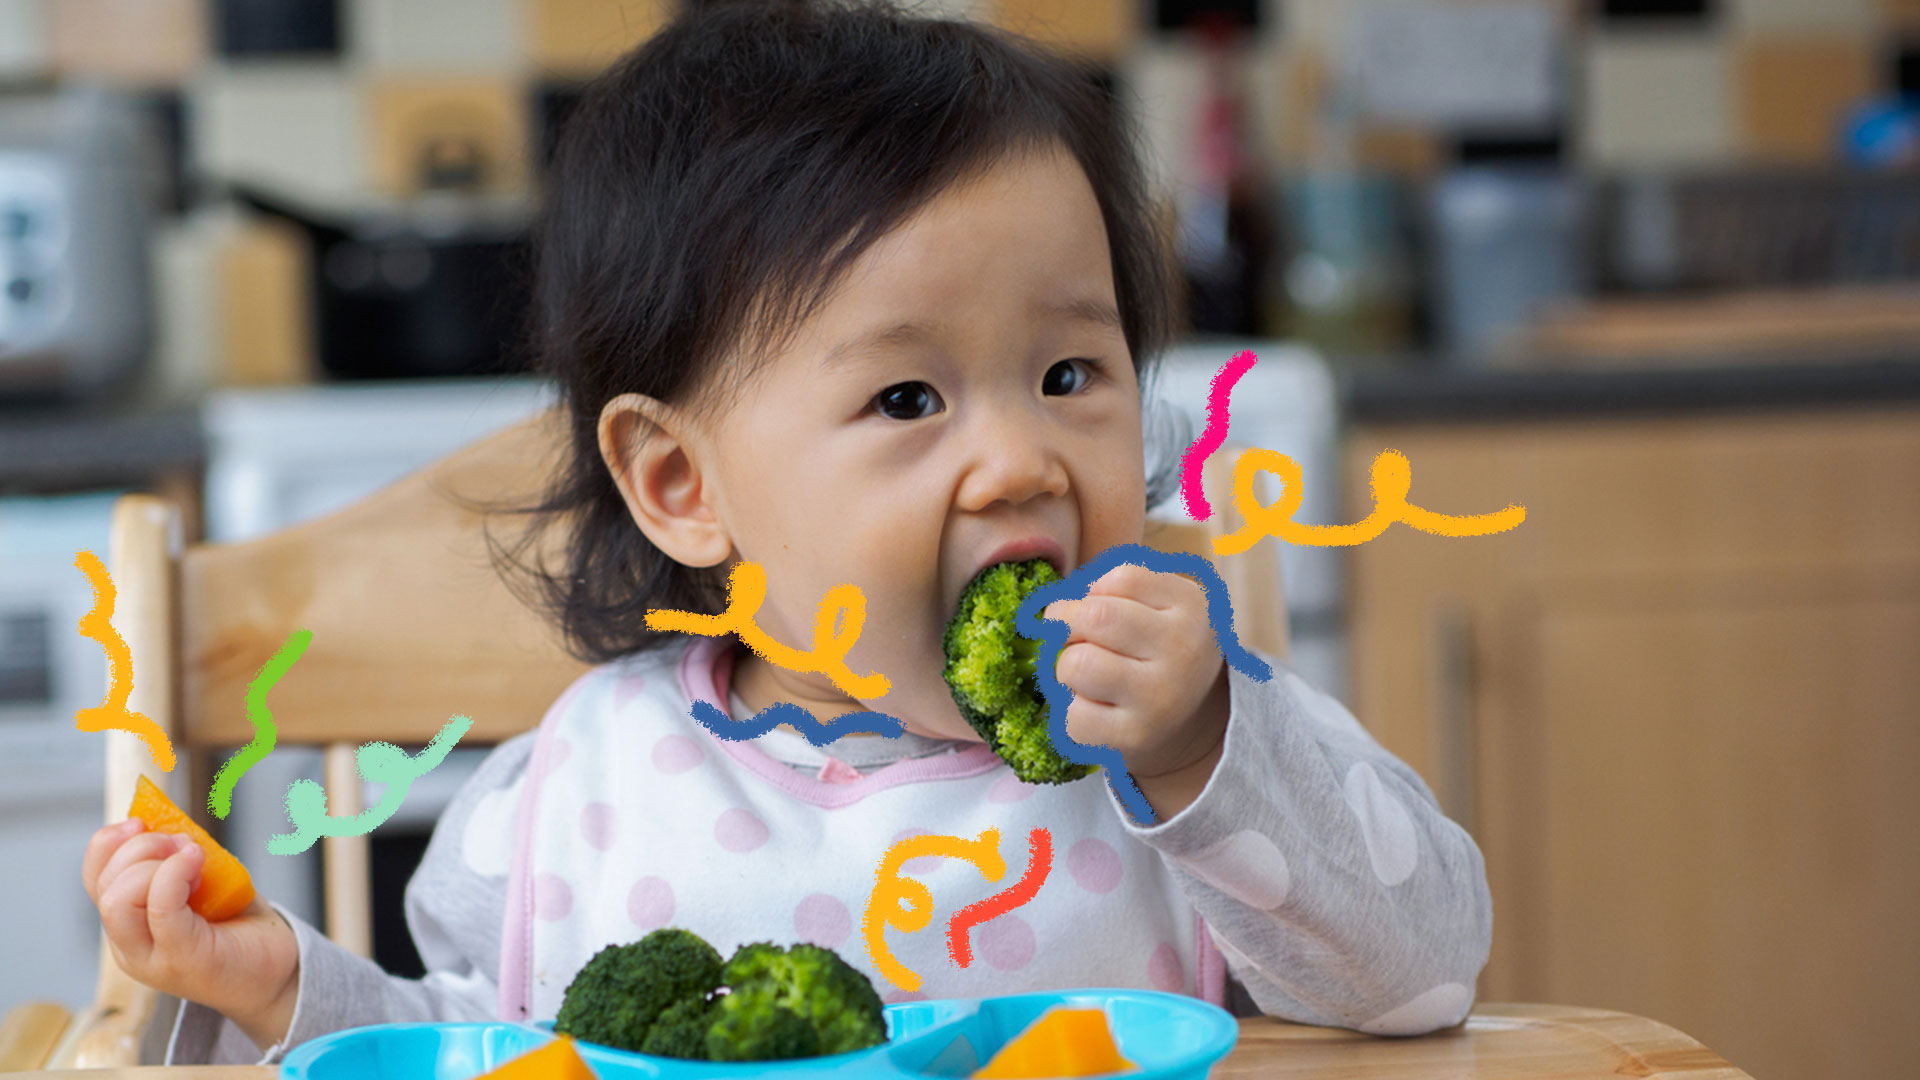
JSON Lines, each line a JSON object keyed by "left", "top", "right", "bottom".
{"left": 82, "top": 0, "right": 1491, "bottom": 1065}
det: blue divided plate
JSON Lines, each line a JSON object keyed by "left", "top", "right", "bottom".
{"left": 279, "top": 988, "right": 1237, "bottom": 1080}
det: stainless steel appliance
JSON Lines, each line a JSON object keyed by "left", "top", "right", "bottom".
{"left": 0, "top": 88, "right": 153, "bottom": 402}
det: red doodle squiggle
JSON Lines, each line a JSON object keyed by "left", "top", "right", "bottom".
{"left": 1180, "top": 349, "right": 1259, "bottom": 522}
{"left": 946, "top": 827, "right": 1052, "bottom": 968}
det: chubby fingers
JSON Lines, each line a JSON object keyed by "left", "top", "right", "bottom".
{"left": 146, "top": 840, "right": 206, "bottom": 950}
{"left": 1042, "top": 590, "right": 1170, "bottom": 664}
{"left": 1083, "top": 562, "right": 1199, "bottom": 612}
{"left": 83, "top": 818, "right": 147, "bottom": 903}
{"left": 99, "top": 855, "right": 165, "bottom": 959}
{"left": 95, "top": 830, "right": 187, "bottom": 907}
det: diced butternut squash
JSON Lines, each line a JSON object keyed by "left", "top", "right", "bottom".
{"left": 972, "top": 1007, "right": 1136, "bottom": 1079}
{"left": 477, "top": 1034, "right": 599, "bottom": 1080}
{"left": 127, "top": 775, "right": 256, "bottom": 923}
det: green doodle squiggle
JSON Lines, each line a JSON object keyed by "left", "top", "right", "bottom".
{"left": 209, "top": 627, "right": 311, "bottom": 819}
{"left": 267, "top": 715, "right": 473, "bottom": 855}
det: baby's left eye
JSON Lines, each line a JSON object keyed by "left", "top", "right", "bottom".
{"left": 1043, "top": 358, "right": 1099, "bottom": 396}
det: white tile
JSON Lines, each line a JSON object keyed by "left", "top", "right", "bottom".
{"left": 0, "top": 0, "right": 47, "bottom": 76}
{"left": 143, "top": 209, "right": 222, "bottom": 404}
{"left": 1115, "top": 37, "right": 1208, "bottom": 200}
{"left": 350, "top": 0, "right": 523, "bottom": 70}
{"left": 191, "top": 66, "right": 368, "bottom": 205}
{"left": 1582, "top": 31, "right": 1733, "bottom": 167}
{"left": 1728, "top": 0, "right": 1877, "bottom": 33}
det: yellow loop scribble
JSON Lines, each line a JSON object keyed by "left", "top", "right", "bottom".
{"left": 1212, "top": 447, "right": 1527, "bottom": 554}
{"left": 862, "top": 828, "right": 1007, "bottom": 992}
{"left": 72, "top": 550, "right": 176, "bottom": 771}
{"left": 645, "top": 560, "right": 888, "bottom": 699}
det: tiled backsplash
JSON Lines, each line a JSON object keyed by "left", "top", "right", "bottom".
{"left": 2, "top": 0, "right": 1915, "bottom": 215}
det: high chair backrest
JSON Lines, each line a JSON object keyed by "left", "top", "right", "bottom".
{"left": 65, "top": 407, "right": 1286, "bottom": 1069}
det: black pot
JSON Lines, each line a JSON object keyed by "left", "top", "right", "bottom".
{"left": 228, "top": 183, "right": 533, "bottom": 380}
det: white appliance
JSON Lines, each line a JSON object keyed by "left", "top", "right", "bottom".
{"left": 0, "top": 88, "right": 153, "bottom": 401}
{"left": 1148, "top": 340, "right": 1345, "bottom": 701}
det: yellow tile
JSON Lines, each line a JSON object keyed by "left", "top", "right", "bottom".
{"left": 1885, "top": 0, "right": 1920, "bottom": 28}
{"left": 366, "top": 77, "right": 531, "bottom": 196}
{"left": 218, "top": 218, "right": 316, "bottom": 387}
{"left": 1353, "top": 125, "right": 1443, "bottom": 175}
{"left": 1258, "top": 44, "right": 1327, "bottom": 169}
{"left": 1735, "top": 34, "right": 1877, "bottom": 162}
{"left": 48, "top": 0, "right": 204, "bottom": 85}
{"left": 988, "top": 0, "right": 1138, "bottom": 64}
{"left": 526, "top": 0, "right": 675, "bottom": 77}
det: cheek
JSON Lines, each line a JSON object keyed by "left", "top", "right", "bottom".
{"left": 1086, "top": 447, "right": 1149, "bottom": 546}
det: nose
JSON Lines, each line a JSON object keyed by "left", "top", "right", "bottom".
{"left": 954, "top": 405, "right": 1070, "bottom": 512}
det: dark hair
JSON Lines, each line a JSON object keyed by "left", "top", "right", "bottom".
{"left": 490, "top": 0, "right": 1188, "bottom": 667}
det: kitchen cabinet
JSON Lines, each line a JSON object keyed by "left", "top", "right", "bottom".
{"left": 1343, "top": 401, "right": 1920, "bottom": 1080}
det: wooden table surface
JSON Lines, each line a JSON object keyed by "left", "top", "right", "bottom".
{"left": 0, "top": 1003, "right": 1751, "bottom": 1079}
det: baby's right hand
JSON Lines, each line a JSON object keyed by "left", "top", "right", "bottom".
{"left": 83, "top": 818, "right": 299, "bottom": 1041}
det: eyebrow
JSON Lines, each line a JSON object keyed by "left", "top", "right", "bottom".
{"left": 819, "top": 296, "right": 1124, "bottom": 372}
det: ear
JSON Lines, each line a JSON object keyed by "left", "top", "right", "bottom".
{"left": 597, "top": 392, "right": 734, "bottom": 569}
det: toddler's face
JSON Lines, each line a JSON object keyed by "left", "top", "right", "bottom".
{"left": 605, "top": 140, "right": 1145, "bottom": 741}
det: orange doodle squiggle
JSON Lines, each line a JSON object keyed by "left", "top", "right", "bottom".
{"left": 72, "top": 550, "right": 176, "bottom": 771}
{"left": 646, "top": 560, "right": 888, "bottom": 699}
{"left": 1213, "top": 447, "right": 1527, "bottom": 553}
{"left": 863, "top": 828, "right": 1007, "bottom": 992}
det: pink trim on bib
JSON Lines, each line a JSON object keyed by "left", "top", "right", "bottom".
{"left": 678, "top": 636, "right": 1005, "bottom": 808}
{"left": 497, "top": 673, "right": 591, "bottom": 1021}
{"left": 1196, "top": 912, "right": 1226, "bottom": 1007}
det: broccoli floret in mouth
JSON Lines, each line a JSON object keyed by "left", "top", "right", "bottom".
{"left": 554, "top": 928, "right": 888, "bottom": 1062}
{"left": 942, "top": 556, "right": 1097, "bottom": 785}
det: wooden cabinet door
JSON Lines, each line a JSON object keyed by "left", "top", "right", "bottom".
{"left": 1518, "top": 575, "right": 1920, "bottom": 1079}
{"left": 1344, "top": 407, "right": 1920, "bottom": 1080}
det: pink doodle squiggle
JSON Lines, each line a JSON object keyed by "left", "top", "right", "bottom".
{"left": 1180, "top": 350, "right": 1259, "bottom": 521}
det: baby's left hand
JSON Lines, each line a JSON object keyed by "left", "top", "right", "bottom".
{"left": 1041, "top": 562, "right": 1230, "bottom": 785}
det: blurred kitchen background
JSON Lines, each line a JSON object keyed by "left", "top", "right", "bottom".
{"left": 1, "top": 0, "right": 1916, "bottom": 1077}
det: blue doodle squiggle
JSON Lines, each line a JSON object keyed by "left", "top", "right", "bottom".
{"left": 1018, "top": 542, "right": 1273, "bottom": 826}
{"left": 690, "top": 698, "right": 905, "bottom": 746}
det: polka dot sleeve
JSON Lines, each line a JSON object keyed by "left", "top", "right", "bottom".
{"left": 164, "top": 732, "right": 534, "bottom": 1065}
{"left": 1110, "top": 656, "right": 1495, "bottom": 1036}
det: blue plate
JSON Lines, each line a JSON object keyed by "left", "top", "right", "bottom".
{"left": 279, "top": 988, "right": 1237, "bottom": 1079}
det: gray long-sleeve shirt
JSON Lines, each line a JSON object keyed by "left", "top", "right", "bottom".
{"left": 164, "top": 657, "right": 1492, "bottom": 1065}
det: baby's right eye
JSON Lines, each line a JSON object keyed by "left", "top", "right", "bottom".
{"left": 872, "top": 381, "right": 943, "bottom": 421}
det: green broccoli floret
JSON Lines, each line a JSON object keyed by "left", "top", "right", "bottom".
{"left": 707, "top": 982, "right": 821, "bottom": 1062}
{"left": 553, "top": 928, "right": 723, "bottom": 1054}
{"left": 639, "top": 994, "right": 719, "bottom": 1060}
{"left": 942, "top": 557, "right": 1097, "bottom": 785}
{"left": 551, "top": 930, "right": 886, "bottom": 1063}
{"left": 717, "top": 941, "right": 888, "bottom": 1057}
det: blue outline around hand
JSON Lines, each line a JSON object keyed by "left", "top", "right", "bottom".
{"left": 1017, "top": 543, "right": 1273, "bottom": 826}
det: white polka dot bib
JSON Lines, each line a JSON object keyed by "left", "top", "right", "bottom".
{"left": 498, "top": 634, "right": 1224, "bottom": 1021}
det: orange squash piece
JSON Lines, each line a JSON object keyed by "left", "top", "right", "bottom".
{"left": 972, "top": 1007, "right": 1137, "bottom": 1079}
{"left": 477, "top": 1034, "right": 599, "bottom": 1080}
{"left": 127, "top": 775, "right": 257, "bottom": 923}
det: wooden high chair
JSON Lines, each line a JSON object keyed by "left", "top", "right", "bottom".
{"left": 0, "top": 408, "right": 1287, "bottom": 1072}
